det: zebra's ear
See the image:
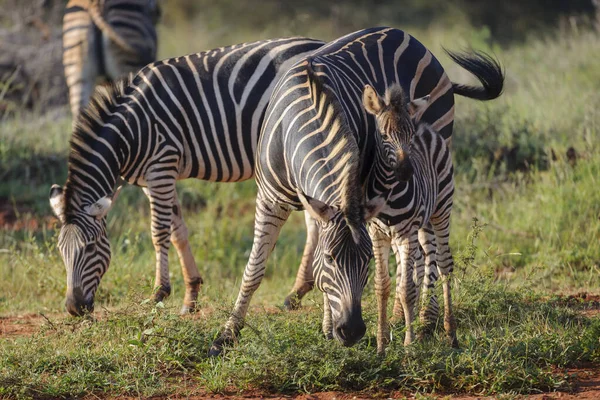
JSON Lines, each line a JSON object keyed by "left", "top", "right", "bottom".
{"left": 86, "top": 186, "right": 123, "bottom": 220}
{"left": 363, "top": 84, "right": 383, "bottom": 116}
{"left": 364, "top": 195, "right": 387, "bottom": 221}
{"left": 297, "top": 191, "right": 336, "bottom": 223}
{"left": 408, "top": 95, "right": 430, "bottom": 117}
{"left": 49, "top": 184, "right": 66, "bottom": 223}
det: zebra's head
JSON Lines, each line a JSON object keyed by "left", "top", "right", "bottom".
{"left": 298, "top": 191, "right": 386, "bottom": 347}
{"left": 49, "top": 184, "right": 122, "bottom": 316}
{"left": 363, "top": 83, "right": 430, "bottom": 182}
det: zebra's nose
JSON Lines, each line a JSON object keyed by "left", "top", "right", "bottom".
{"left": 334, "top": 310, "right": 366, "bottom": 347}
{"left": 65, "top": 287, "right": 94, "bottom": 316}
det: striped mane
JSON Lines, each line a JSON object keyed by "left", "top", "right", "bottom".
{"left": 64, "top": 74, "right": 134, "bottom": 217}
{"left": 305, "top": 58, "right": 363, "bottom": 230}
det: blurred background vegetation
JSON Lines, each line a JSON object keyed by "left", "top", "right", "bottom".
{"left": 0, "top": 0, "right": 599, "bottom": 314}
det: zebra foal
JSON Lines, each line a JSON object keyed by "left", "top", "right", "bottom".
{"left": 49, "top": 38, "right": 324, "bottom": 316}
{"left": 363, "top": 83, "right": 456, "bottom": 353}
{"left": 63, "top": 0, "right": 160, "bottom": 119}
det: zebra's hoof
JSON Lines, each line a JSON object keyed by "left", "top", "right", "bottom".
{"left": 283, "top": 294, "right": 301, "bottom": 311}
{"left": 448, "top": 334, "right": 460, "bottom": 349}
{"left": 179, "top": 302, "right": 198, "bottom": 315}
{"left": 153, "top": 285, "right": 171, "bottom": 302}
{"left": 208, "top": 334, "right": 234, "bottom": 357}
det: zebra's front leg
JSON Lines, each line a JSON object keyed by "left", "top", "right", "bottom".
{"left": 393, "top": 232, "right": 419, "bottom": 346}
{"left": 284, "top": 211, "right": 318, "bottom": 310}
{"left": 431, "top": 216, "right": 459, "bottom": 348}
{"left": 209, "top": 195, "right": 292, "bottom": 357}
{"left": 369, "top": 224, "right": 392, "bottom": 355}
{"left": 322, "top": 292, "right": 333, "bottom": 340}
{"left": 417, "top": 225, "right": 440, "bottom": 338}
{"left": 144, "top": 185, "right": 176, "bottom": 303}
{"left": 170, "top": 192, "right": 203, "bottom": 314}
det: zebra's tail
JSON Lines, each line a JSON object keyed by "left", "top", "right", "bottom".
{"left": 445, "top": 49, "right": 504, "bottom": 101}
{"left": 88, "top": 0, "right": 139, "bottom": 55}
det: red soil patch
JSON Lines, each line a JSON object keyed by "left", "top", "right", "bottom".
{"left": 0, "top": 313, "right": 45, "bottom": 337}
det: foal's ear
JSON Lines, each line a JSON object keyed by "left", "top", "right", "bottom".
{"left": 363, "top": 85, "right": 383, "bottom": 116}
{"left": 408, "top": 95, "right": 430, "bottom": 117}
{"left": 297, "top": 191, "right": 337, "bottom": 223}
{"left": 49, "top": 184, "right": 66, "bottom": 223}
{"left": 86, "top": 186, "right": 123, "bottom": 220}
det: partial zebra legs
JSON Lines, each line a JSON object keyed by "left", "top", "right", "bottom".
{"left": 284, "top": 212, "right": 318, "bottom": 310}
{"left": 169, "top": 192, "right": 203, "bottom": 314}
{"left": 418, "top": 225, "right": 440, "bottom": 336}
{"left": 392, "top": 232, "right": 420, "bottom": 346}
{"left": 431, "top": 214, "right": 459, "bottom": 348}
{"left": 143, "top": 185, "right": 203, "bottom": 313}
{"left": 369, "top": 224, "right": 392, "bottom": 354}
{"left": 322, "top": 292, "right": 333, "bottom": 339}
{"left": 209, "top": 194, "right": 292, "bottom": 356}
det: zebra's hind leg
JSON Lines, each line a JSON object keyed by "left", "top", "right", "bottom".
{"left": 369, "top": 224, "right": 392, "bottom": 355}
{"left": 209, "top": 194, "right": 292, "bottom": 357}
{"left": 143, "top": 185, "right": 176, "bottom": 304}
{"left": 322, "top": 292, "right": 333, "bottom": 339}
{"left": 431, "top": 215, "right": 459, "bottom": 348}
{"left": 393, "top": 232, "right": 419, "bottom": 346}
{"left": 417, "top": 225, "right": 440, "bottom": 339}
{"left": 170, "top": 192, "right": 203, "bottom": 315}
{"left": 284, "top": 212, "right": 317, "bottom": 310}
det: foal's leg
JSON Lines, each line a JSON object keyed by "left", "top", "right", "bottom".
{"left": 369, "top": 224, "right": 392, "bottom": 354}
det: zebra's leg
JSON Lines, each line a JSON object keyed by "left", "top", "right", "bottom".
{"left": 169, "top": 193, "right": 203, "bottom": 315}
{"left": 393, "top": 232, "right": 419, "bottom": 346}
{"left": 369, "top": 224, "right": 392, "bottom": 355}
{"left": 284, "top": 211, "right": 317, "bottom": 310}
{"left": 431, "top": 215, "right": 459, "bottom": 348}
{"left": 417, "top": 225, "right": 440, "bottom": 338}
{"left": 209, "top": 195, "right": 292, "bottom": 357}
{"left": 143, "top": 185, "right": 176, "bottom": 303}
{"left": 322, "top": 292, "right": 333, "bottom": 339}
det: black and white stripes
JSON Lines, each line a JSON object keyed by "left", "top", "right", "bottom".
{"left": 50, "top": 37, "right": 325, "bottom": 316}
{"left": 62, "top": 0, "right": 160, "bottom": 119}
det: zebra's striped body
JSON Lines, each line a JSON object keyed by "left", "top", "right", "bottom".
{"left": 366, "top": 85, "right": 456, "bottom": 351}
{"left": 210, "top": 27, "right": 462, "bottom": 354}
{"left": 63, "top": 0, "right": 160, "bottom": 119}
{"left": 210, "top": 27, "right": 503, "bottom": 355}
{"left": 49, "top": 38, "right": 325, "bottom": 316}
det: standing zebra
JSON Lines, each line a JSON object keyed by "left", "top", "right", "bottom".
{"left": 63, "top": 0, "right": 160, "bottom": 120}
{"left": 283, "top": 43, "right": 504, "bottom": 313}
{"left": 49, "top": 38, "right": 324, "bottom": 316}
{"left": 363, "top": 83, "right": 457, "bottom": 353}
{"left": 209, "top": 27, "right": 503, "bottom": 356}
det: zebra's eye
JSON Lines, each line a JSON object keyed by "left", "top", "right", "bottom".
{"left": 380, "top": 132, "right": 389, "bottom": 140}
{"left": 324, "top": 254, "right": 335, "bottom": 265}
{"left": 85, "top": 243, "right": 95, "bottom": 253}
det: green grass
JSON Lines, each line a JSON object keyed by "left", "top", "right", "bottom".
{"left": 0, "top": 15, "right": 599, "bottom": 399}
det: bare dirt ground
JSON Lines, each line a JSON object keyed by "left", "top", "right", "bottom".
{"left": 2, "top": 299, "right": 599, "bottom": 400}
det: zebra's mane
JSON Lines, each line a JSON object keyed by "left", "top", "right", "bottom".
{"left": 305, "top": 58, "right": 363, "bottom": 231}
{"left": 64, "top": 74, "right": 134, "bottom": 217}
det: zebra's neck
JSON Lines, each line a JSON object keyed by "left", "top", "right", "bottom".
{"left": 364, "top": 137, "right": 396, "bottom": 200}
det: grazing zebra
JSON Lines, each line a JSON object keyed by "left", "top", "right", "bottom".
{"left": 62, "top": 0, "right": 160, "bottom": 120}
{"left": 209, "top": 27, "right": 503, "bottom": 356}
{"left": 283, "top": 45, "right": 505, "bottom": 313}
{"left": 363, "top": 83, "right": 456, "bottom": 353}
{"left": 49, "top": 37, "right": 325, "bottom": 316}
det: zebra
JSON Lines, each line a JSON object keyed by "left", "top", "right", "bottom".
{"left": 283, "top": 44, "right": 505, "bottom": 313}
{"left": 209, "top": 27, "right": 503, "bottom": 356}
{"left": 62, "top": 0, "right": 160, "bottom": 120}
{"left": 49, "top": 37, "right": 325, "bottom": 316}
{"left": 363, "top": 83, "right": 457, "bottom": 353}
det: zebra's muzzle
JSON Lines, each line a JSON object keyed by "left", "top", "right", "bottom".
{"left": 395, "top": 147, "right": 414, "bottom": 182}
{"left": 65, "top": 287, "right": 94, "bottom": 316}
{"left": 333, "top": 306, "right": 366, "bottom": 347}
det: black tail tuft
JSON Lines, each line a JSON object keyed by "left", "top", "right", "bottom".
{"left": 445, "top": 49, "right": 505, "bottom": 101}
